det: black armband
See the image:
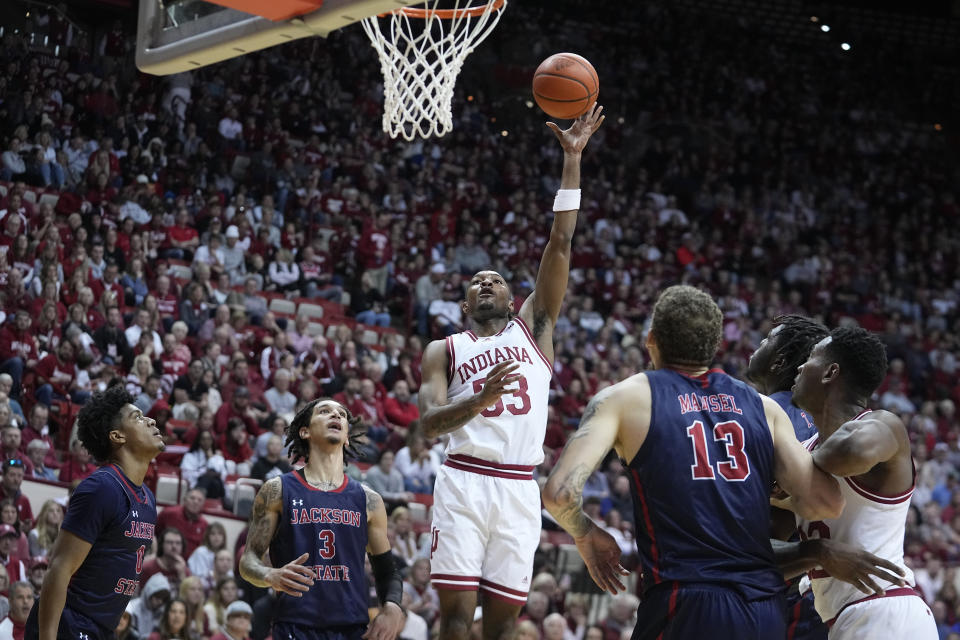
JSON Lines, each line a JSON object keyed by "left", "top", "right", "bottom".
{"left": 369, "top": 550, "right": 403, "bottom": 606}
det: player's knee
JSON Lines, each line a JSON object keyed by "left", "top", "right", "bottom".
{"left": 439, "top": 612, "right": 473, "bottom": 640}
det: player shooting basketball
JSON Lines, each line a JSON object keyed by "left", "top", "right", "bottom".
{"left": 417, "top": 103, "right": 604, "bottom": 640}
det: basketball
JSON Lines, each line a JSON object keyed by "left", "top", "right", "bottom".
{"left": 532, "top": 53, "right": 600, "bottom": 120}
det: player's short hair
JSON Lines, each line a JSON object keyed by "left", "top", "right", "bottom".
{"left": 650, "top": 285, "right": 722, "bottom": 367}
{"left": 823, "top": 326, "right": 888, "bottom": 401}
{"left": 285, "top": 399, "right": 366, "bottom": 464}
{"left": 770, "top": 315, "right": 829, "bottom": 393}
{"left": 76, "top": 386, "right": 135, "bottom": 463}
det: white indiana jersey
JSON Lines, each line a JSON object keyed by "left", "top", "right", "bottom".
{"left": 796, "top": 414, "right": 917, "bottom": 623}
{"left": 443, "top": 317, "right": 552, "bottom": 466}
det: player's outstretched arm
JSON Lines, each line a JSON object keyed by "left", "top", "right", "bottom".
{"left": 364, "top": 486, "right": 404, "bottom": 640}
{"left": 543, "top": 383, "right": 630, "bottom": 594}
{"left": 765, "top": 396, "right": 845, "bottom": 521}
{"left": 418, "top": 339, "right": 521, "bottom": 439}
{"left": 519, "top": 104, "right": 605, "bottom": 345}
{"left": 772, "top": 538, "right": 906, "bottom": 595}
{"left": 239, "top": 477, "right": 315, "bottom": 597}
{"left": 37, "top": 530, "right": 93, "bottom": 640}
{"left": 812, "top": 412, "right": 902, "bottom": 478}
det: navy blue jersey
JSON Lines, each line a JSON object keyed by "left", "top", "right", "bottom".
{"left": 269, "top": 471, "right": 369, "bottom": 628}
{"left": 59, "top": 464, "right": 157, "bottom": 632}
{"left": 627, "top": 369, "right": 783, "bottom": 600}
{"left": 770, "top": 391, "right": 818, "bottom": 443}
{"left": 770, "top": 391, "right": 828, "bottom": 639}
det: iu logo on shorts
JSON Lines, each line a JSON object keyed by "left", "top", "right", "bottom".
{"left": 430, "top": 527, "right": 440, "bottom": 558}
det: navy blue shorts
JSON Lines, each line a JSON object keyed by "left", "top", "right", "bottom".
{"left": 24, "top": 603, "right": 112, "bottom": 640}
{"left": 272, "top": 622, "right": 367, "bottom": 640}
{"left": 632, "top": 583, "right": 787, "bottom": 640}
{"left": 785, "top": 587, "right": 827, "bottom": 640}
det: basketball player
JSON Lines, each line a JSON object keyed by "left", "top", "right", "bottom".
{"left": 239, "top": 398, "right": 403, "bottom": 640}
{"left": 418, "top": 104, "right": 604, "bottom": 640}
{"left": 27, "top": 386, "right": 166, "bottom": 640}
{"left": 542, "top": 285, "right": 845, "bottom": 640}
{"left": 748, "top": 316, "right": 908, "bottom": 640}
{"left": 788, "top": 327, "right": 937, "bottom": 638}
{"left": 748, "top": 315, "right": 831, "bottom": 639}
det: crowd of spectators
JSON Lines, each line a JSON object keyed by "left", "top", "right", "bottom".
{"left": 0, "top": 0, "right": 957, "bottom": 638}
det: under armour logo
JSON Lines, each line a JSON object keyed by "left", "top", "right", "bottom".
{"left": 79, "top": 633, "right": 90, "bottom": 640}
{"left": 293, "top": 499, "right": 304, "bottom": 506}
{"left": 132, "top": 510, "right": 138, "bottom": 518}
{"left": 522, "top": 576, "right": 528, "bottom": 584}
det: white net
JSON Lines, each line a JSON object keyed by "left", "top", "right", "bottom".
{"left": 361, "top": 0, "right": 507, "bottom": 141}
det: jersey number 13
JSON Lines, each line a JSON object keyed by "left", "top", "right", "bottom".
{"left": 686, "top": 420, "right": 751, "bottom": 481}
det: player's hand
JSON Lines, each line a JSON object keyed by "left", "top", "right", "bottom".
{"left": 363, "top": 601, "right": 404, "bottom": 640}
{"left": 816, "top": 539, "right": 907, "bottom": 595}
{"left": 546, "top": 103, "right": 605, "bottom": 155}
{"left": 574, "top": 522, "right": 630, "bottom": 594}
{"left": 265, "top": 552, "right": 315, "bottom": 597}
{"left": 477, "top": 360, "right": 522, "bottom": 405}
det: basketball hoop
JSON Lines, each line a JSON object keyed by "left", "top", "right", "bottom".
{"left": 361, "top": 0, "right": 507, "bottom": 141}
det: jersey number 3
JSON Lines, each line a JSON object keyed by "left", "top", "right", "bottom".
{"left": 686, "top": 420, "right": 751, "bottom": 481}
{"left": 318, "top": 530, "right": 336, "bottom": 560}
{"left": 472, "top": 376, "right": 531, "bottom": 417}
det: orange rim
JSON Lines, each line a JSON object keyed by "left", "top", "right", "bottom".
{"left": 388, "top": 0, "right": 505, "bottom": 19}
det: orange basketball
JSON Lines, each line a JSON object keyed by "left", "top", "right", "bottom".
{"left": 532, "top": 53, "right": 599, "bottom": 120}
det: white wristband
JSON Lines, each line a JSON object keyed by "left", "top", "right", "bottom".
{"left": 553, "top": 189, "right": 581, "bottom": 212}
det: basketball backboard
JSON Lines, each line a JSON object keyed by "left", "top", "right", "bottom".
{"left": 136, "top": 0, "right": 419, "bottom": 75}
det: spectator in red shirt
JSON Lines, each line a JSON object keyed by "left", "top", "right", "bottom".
{"left": 384, "top": 379, "right": 418, "bottom": 428}
{"left": 0, "top": 428, "right": 33, "bottom": 477}
{"left": 383, "top": 379, "right": 419, "bottom": 452}
{"left": 357, "top": 211, "right": 393, "bottom": 294}
{"left": 214, "top": 386, "right": 261, "bottom": 437}
{"left": 0, "top": 460, "right": 33, "bottom": 529}
{"left": 21, "top": 404, "right": 59, "bottom": 470}
{"left": 0, "top": 579, "right": 33, "bottom": 639}
{"left": 90, "top": 260, "right": 125, "bottom": 311}
{"left": 152, "top": 275, "right": 181, "bottom": 330}
{"left": 156, "top": 488, "right": 209, "bottom": 559}
{"left": 140, "top": 527, "right": 191, "bottom": 593}
{"left": 219, "top": 418, "right": 254, "bottom": 475}
{"left": 0, "top": 311, "right": 38, "bottom": 402}
{"left": 34, "top": 339, "right": 87, "bottom": 407}
{"left": 166, "top": 208, "right": 200, "bottom": 261}
{"left": 57, "top": 439, "right": 98, "bottom": 485}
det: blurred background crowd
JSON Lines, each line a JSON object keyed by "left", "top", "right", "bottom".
{"left": 0, "top": 0, "right": 957, "bottom": 638}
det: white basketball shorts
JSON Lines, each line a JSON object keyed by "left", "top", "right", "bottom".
{"left": 428, "top": 455, "right": 542, "bottom": 606}
{"left": 828, "top": 589, "right": 937, "bottom": 640}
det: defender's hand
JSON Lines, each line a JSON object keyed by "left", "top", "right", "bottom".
{"left": 574, "top": 522, "right": 630, "bottom": 594}
{"left": 817, "top": 539, "right": 907, "bottom": 595}
{"left": 265, "top": 552, "right": 315, "bottom": 597}
{"left": 546, "top": 104, "right": 605, "bottom": 154}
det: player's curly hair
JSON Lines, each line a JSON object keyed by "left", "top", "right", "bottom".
{"left": 76, "top": 385, "right": 135, "bottom": 463}
{"left": 769, "top": 315, "right": 830, "bottom": 393}
{"left": 823, "top": 326, "right": 888, "bottom": 401}
{"left": 285, "top": 398, "right": 368, "bottom": 464}
{"left": 650, "top": 285, "right": 723, "bottom": 367}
